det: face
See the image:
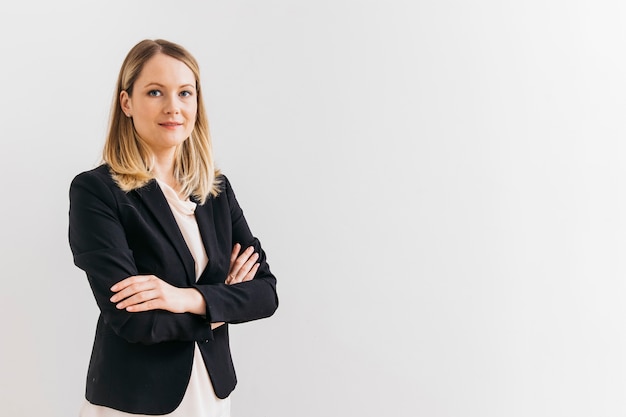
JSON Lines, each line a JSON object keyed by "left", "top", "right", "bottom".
{"left": 120, "top": 53, "right": 197, "bottom": 157}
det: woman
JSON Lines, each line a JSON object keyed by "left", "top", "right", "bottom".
{"left": 68, "top": 39, "right": 278, "bottom": 416}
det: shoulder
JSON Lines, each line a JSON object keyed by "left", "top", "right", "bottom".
{"left": 218, "top": 173, "right": 232, "bottom": 190}
{"left": 69, "top": 165, "right": 125, "bottom": 205}
{"left": 71, "top": 164, "right": 115, "bottom": 186}
{"left": 199, "top": 173, "right": 238, "bottom": 210}
{"left": 214, "top": 173, "right": 236, "bottom": 200}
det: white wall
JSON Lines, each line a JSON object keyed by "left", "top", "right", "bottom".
{"left": 1, "top": 1, "right": 625, "bottom": 416}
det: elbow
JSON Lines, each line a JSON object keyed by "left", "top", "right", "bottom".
{"left": 106, "top": 313, "right": 161, "bottom": 345}
{"left": 262, "top": 285, "right": 279, "bottom": 318}
{"left": 269, "top": 291, "right": 279, "bottom": 316}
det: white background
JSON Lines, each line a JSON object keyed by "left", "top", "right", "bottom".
{"left": 1, "top": 1, "right": 625, "bottom": 416}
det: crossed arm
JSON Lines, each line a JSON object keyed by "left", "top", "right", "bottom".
{"left": 109, "top": 243, "right": 260, "bottom": 329}
{"left": 70, "top": 170, "right": 278, "bottom": 344}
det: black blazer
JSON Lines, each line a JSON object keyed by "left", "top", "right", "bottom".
{"left": 68, "top": 165, "right": 278, "bottom": 415}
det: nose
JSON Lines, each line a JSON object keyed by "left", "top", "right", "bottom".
{"left": 164, "top": 94, "right": 181, "bottom": 115}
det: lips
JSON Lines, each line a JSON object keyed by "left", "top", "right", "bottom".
{"left": 159, "top": 121, "right": 183, "bottom": 127}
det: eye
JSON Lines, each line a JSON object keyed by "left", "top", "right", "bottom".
{"left": 148, "top": 90, "right": 162, "bottom": 97}
{"left": 179, "top": 90, "right": 193, "bottom": 98}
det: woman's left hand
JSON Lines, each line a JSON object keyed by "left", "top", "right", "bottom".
{"left": 110, "top": 275, "right": 205, "bottom": 314}
{"left": 227, "top": 243, "right": 260, "bottom": 284}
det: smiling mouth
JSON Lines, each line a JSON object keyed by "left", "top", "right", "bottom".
{"left": 159, "top": 122, "right": 183, "bottom": 127}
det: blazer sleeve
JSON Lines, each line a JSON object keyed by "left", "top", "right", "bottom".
{"left": 192, "top": 176, "right": 279, "bottom": 324}
{"left": 68, "top": 170, "right": 214, "bottom": 345}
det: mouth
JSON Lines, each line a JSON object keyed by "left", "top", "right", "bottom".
{"left": 159, "top": 122, "right": 183, "bottom": 130}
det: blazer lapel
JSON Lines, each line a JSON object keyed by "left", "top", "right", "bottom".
{"left": 134, "top": 180, "right": 196, "bottom": 285}
{"left": 194, "top": 198, "right": 229, "bottom": 283}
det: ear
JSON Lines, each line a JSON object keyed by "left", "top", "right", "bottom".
{"left": 120, "top": 90, "right": 132, "bottom": 116}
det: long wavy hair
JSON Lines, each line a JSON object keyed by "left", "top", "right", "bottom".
{"left": 103, "top": 39, "right": 221, "bottom": 204}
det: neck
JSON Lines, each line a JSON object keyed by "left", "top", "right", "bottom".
{"left": 151, "top": 149, "right": 178, "bottom": 189}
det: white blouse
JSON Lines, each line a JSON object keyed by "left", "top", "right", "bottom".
{"left": 79, "top": 179, "right": 230, "bottom": 417}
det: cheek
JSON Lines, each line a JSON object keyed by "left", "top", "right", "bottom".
{"left": 132, "top": 104, "right": 153, "bottom": 124}
{"left": 186, "top": 106, "right": 198, "bottom": 123}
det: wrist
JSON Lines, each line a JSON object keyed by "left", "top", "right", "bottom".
{"left": 185, "top": 288, "right": 207, "bottom": 315}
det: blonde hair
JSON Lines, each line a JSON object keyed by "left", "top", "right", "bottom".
{"left": 103, "top": 39, "right": 221, "bottom": 204}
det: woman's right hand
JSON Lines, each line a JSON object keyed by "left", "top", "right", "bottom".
{"left": 226, "top": 243, "right": 260, "bottom": 285}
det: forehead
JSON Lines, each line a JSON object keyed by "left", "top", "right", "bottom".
{"left": 137, "top": 53, "right": 195, "bottom": 85}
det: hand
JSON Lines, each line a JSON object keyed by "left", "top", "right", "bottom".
{"left": 226, "top": 243, "right": 260, "bottom": 284}
{"left": 211, "top": 244, "right": 259, "bottom": 330}
{"left": 110, "top": 275, "right": 205, "bottom": 314}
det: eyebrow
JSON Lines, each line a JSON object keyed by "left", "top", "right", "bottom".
{"left": 143, "top": 82, "right": 196, "bottom": 89}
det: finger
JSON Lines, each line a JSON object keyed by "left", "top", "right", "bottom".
{"left": 230, "top": 246, "right": 255, "bottom": 274}
{"left": 115, "top": 289, "right": 159, "bottom": 310}
{"left": 225, "top": 270, "right": 239, "bottom": 285}
{"left": 230, "top": 246, "right": 254, "bottom": 275}
{"left": 231, "top": 254, "right": 260, "bottom": 284}
{"left": 125, "top": 298, "right": 162, "bottom": 312}
{"left": 110, "top": 279, "right": 156, "bottom": 303}
{"left": 241, "top": 263, "right": 260, "bottom": 282}
{"left": 229, "top": 243, "right": 241, "bottom": 268}
{"left": 110, "top": 275, "right": 151, "bottom": 292}
{"left": 239, "top": 253, "right": 259, "bottom": 276}
{"left": 110, "top": 281, "right": 150, "bottom": 303}
{"left": 231, "top": 250, "right": 258, "bottom": 276}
